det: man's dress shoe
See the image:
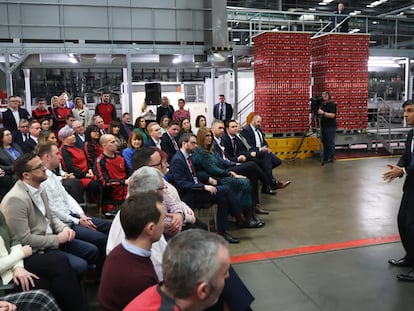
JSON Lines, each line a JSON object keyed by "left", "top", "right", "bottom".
{"left": 261, "top": 185, "right": 276, "bottom": 195}
{"left": 397, "top": 270, "right": 414, "bottom": 282}
{"left": 220, "top": 232, "right": 239, "bottom": 244}
{"left": 274, "top": 180, "right": 291, "bottom": 190}
{"left": 255, "top": 206, "right": 270, "bottom": 215}
{"left": 388, "top": 258, "right": 411, "bottom": 267}
{"left": 237, "top": 217, "right": 265, "bottom": 229}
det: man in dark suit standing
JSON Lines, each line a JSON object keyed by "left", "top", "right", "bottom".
{"left": 2, "top": 96, "right": 31, "bottom": 132}
{"left": 384, "top": 100, "right": 414, "bottom": 281}
{"left": 331, "top": 2, "right": 349, "bottom": 33}
{"left": 160, "top": 119, "right": 180, "bottom": 162}
{"left": 213, "top": 95, "right": 233, "bottom": 122}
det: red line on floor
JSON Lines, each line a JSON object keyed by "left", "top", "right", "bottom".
{"left": 230, "top": 234, "right": 401, "bottom": 264}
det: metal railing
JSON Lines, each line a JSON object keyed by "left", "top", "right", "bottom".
{"left": 236, "top": 89, "right": 254, "bottom": 126}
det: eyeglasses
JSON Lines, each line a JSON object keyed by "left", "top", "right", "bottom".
{"left": 26, "top": 162, "right": 46, "bottom": 172}
{"left": 157, "top": 185, "right": 168, "bottom": 191}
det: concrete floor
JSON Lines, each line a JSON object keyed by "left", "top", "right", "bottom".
{"left": 88, "top": 155, "right": 414, "bottom": 310}
{"left": 228, "top": 155, "right": 414, "bottom": 311}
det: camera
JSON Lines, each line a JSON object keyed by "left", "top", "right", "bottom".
{"left": 310, "top": 95, "right": 322, "bottom": 115}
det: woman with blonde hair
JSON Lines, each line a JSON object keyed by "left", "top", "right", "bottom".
{"left": 72, "top": 97, "right": 90, "bottom": 127}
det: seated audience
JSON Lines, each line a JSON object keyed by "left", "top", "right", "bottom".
{"left": 122, "top": 131, "right": 143, "bottom": 170}
{"left": 0, "top": 128, "right": 22, "bottom": 178}
{"left": 194, "top": 114, "right": 207, "bottom": 136}
{"left": 12, "top": 119, "right": 30, "bottom": 150}
{"left": 98, "top": 192, "right": 163, "bottom": 311}
{"left": 39, "top": 119, "right": 51, "bottom": 132}
{"left": 120, "top": 112, "right": 133, "bottom": 141}
{"left": 0, "top": 210, "right": 85, "bottom": 310}
{"left": 94, "top": 134, "right": 129, "bottom": 217}
{"left": 94, "top": 115, "right": 106, "bottom": 135}
{"left": 59, "top": 127, "right": 102, "bottom": 210}
{"left": 133, "top": 116, "right": 148, "bottom": 143}
{"left": 72, "top": 120, "right": 86, "bottom": 149}
{"left": 159, "top": 115, "right": 170, "bottom": 135}
{"left": 0, "top": 153, "right": 98, "bottom": 275}
{"left": 22, "top": 120, "right": 41, "bottom": 153}
{"left": 83, "top": 124, "right": 103, "bottom": 167}
{"left": 144, "top": 122, "right": 162, "bottom": 148}
{"left": 107, "top": 120, "right": 127, "bottom": 151}
{"left": 160, "top": 120, "right": 180, "bottom": 163}
{"left": 37, "top": 142, "right": 111, "bottom": 273}
{"left": 124, "top": 230, "right": 238, "bottom": 311}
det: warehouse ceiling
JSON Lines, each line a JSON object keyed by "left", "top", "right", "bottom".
{"left": 228, "top": 0, "right": 414, "bottom": 17}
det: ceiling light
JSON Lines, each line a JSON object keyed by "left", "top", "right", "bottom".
{"left": 68, "top": 54, "right": 78, "bottom": 64}
{"left": 232, "top": 38, "right": 241, "bottom": 42}
{"left": 172, "top": 55, "right": 182, "bottom": 64}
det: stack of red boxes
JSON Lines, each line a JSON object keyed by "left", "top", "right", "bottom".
{"left": 254, "top": 32, "right": 311, "bottom": 133}
{"left": 311, "top": 34, "right": 369, "bottom": 130}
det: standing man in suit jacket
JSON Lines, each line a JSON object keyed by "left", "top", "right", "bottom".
{"left": 0, "top": 152, "right": 98, "bottom": 275}
{"left": 160, "top": 119, "right": 180, "bottom": 162}
{"left": 2, "top": 95, "right": 31, "bottom": 132}
{"left": 384, "top": 100, "right": 414, "bottom": 281}
{"left": 331, "top": 2, "right": 349, "bottom": 33}
{"left": 213, "top": 95, "right": 233, "bottom": 122}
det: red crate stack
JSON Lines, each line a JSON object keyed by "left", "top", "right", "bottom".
{"left": 311, "top": 34, "right": 369, "bottom": 130}
{"left": 254, "top": 32, "right": 311, "bottom": 133}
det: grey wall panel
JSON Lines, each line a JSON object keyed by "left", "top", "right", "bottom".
{"left": 22, "top": 4, "right": 59, "bottom": 25}
{"left": 131, "top": 29, "right": 154, "bottom": 41}
{"left": 112, "top": 8, "right": 132, "bottom": 28}
{"left": 7, "top": 27, "right": 22, "bottom": 39}
{"left": 153, "top": 10, "right": 176, "bottom": 29}
{"left": 176, "top": 0, "right": 207, "bottom": 9}
{"left": 59, "top": 0, "right": 105, "bottom": 5}
{"left": 64, "top": 7, "right": 108, "bottom": 27}
{"left": 0, "top": 4, "right": 8, "bottom": 22}
{"left": 131, "top": 9, "right": 153, "bottom": 27}
{"left": 112, "top": 29, "right": 132, "bottom": 41}
{"left": 23, "top": 28, "right": 60, "bottom": 39}
{"left": 131, "top": 0, "right": 175, "bottom": 9}
{"left": 65, "top": 28, "right": 109, "bottom": 40}
{"left": 176, "top": 11, "right": 193, "bottom": 29}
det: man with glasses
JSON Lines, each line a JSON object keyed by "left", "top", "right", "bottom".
{"left": 12, "top": 119, "right": 30, "bottom": 149}
{"left": 0, "top": 152, "right": 98, "bottom": 275}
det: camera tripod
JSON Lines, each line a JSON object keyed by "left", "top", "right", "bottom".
{"left": 292, "top": 113, "right": 323, "bottom": 162}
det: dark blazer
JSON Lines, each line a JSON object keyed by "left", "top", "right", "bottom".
{"left": 221, "top": 133, "right": 249, "bottom": 162}
{"left": 22, "top": 137, "right": 37, "bottom": 154}
{"left": 398, "top": 129, "right": 414, "bottom": 191}
{"left": 144, "top": 138, "right": 157, "bottom": 148}
{"left": 241, "top": 125, "right": 268, "bottom": 153}
{"left": 168, "top": 150, "right": 205, "bottom": 204}
{"left": 120, "top": 123, "right": 133, "bottom": 141}
{"left": 74, "top": 134, "right": 85, "bottom": 149}
{"left": 0, "top": 144, "right": 23, "bottom": 175}
{"left": 213, "top": 103, "right": 233, "bottom": 122}
{"left": 12, "top": 131, "right": 27, "bottom": 150}
{"left": 160, "top": 132, "right": 179, "bottom": 163}
{"left": 2, "top": 108, "right": 31, "bottom": 131}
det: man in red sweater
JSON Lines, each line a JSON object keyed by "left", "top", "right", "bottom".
{"left": 94, "top": 134, "right": 129, "bottom": 215}
{"left": 98, "top": 192, "right": 165, "bottom": 311}
{"left": 95, "top": 90, "right": 117, "bottom": 125}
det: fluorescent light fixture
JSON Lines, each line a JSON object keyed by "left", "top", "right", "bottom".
{"left": 368, "top": 56, "right": 399, "bottom": 68}
{"left": 350, "top": 10, "right": 361, "bottom": 16}
{"left": 319, "top": 2, "right": 328, "bottom": 5}
{"left": 232, "top": 38, "right": 241, "bottom": 42}
{"left": 309, "top": 8, "right": 316, "bottom": 11}
{"left": 349, "top": 28, "right": 361, "bottom": 33}
{"left": 366, "top": 0, "right": 388, "bottom": 8}
{"left": 372, "top": 21, "right": 379, "bottom": 24}
{"left": 172, "top": 55, "right": 182, "bottom": 64}
{"left": 68, "top": 54, "right": 78, "bottom": 64}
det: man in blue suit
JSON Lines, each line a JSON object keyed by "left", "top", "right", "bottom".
{"left": 168, "top": 133, "right": 261, "bottom": 244}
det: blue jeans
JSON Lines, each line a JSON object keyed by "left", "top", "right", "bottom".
{"left": 47, "top": 239, "right": 98, "bottom": 274}
{"left": 321, "top": 127, "right": 336, "bottom": 162}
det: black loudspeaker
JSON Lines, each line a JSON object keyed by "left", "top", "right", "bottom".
{"left": 145, "top": 83, "right": 161, "bottom": 105}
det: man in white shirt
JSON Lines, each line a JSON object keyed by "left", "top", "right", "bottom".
{"left": 36, "top": 142, "right": 111, "bottom": 273}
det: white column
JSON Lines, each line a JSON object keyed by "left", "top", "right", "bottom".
{"left": 23, "top": 68, "right": 32, "bottom": 113}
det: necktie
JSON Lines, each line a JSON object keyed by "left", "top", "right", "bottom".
{"left": 220, "top": 105, "right": 225, "bottom": 120}
{"left": 232, "top": 137, "right": 237, "bottom": 154}
{"left": 172, "top": 138, "right": 179, "bottom": 151}
{"left": 237, "top": 134, "right": 251, "bottom": 150}
{"left": 187, "top": 156, "right": 199, "bottom": 183}
{"left": 256, "top": 128, "right": 264, "bottom": 147}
